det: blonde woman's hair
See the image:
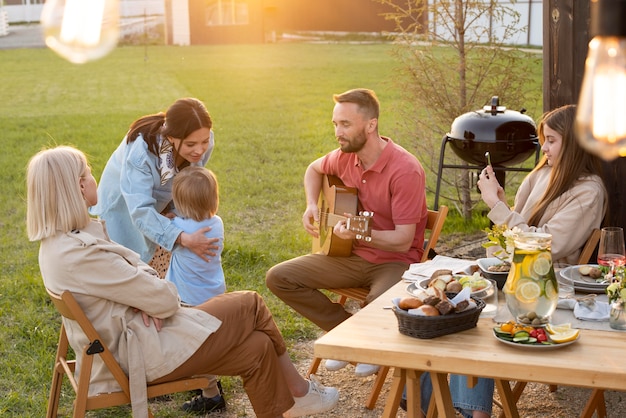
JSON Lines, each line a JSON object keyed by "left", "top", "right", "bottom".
{"left": 27, "top": 146, "right": 91, "bottom": 241}
{"left": 172, "top": 166, "right": 219, "bottom": 222}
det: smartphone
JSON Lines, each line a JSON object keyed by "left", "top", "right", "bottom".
{"left": 485, "top": 151, "right": 491, "bottom": 166}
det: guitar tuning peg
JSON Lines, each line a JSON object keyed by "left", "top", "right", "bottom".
{"left": 356, "top": 234, "right": 372, "bottom": 242}
{"left": 359, "top": 211, "right": 374, "bottom": 217}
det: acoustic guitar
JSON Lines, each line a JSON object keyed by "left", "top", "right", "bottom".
{"left": 312, "top": 175, "right": 373, "bottom": 257}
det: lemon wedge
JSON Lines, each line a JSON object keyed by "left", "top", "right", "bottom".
{"left": 546, "top": 323, "right": 572, "bottom": 334}
{"left": 550, "top": 328, "right": 580, "bottom": 343}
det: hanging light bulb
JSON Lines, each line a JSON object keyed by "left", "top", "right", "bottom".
{"left": 40, "top": 0, "right": 120, "bottom": 64}
{"left": 575, "top": 0, "right": 626, "bottom": 160}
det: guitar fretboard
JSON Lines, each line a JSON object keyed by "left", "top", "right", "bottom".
{"left": 319, "top": 212, "right": 346, "bottom": 227}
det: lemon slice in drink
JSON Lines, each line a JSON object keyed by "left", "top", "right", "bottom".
{"left": 550, "top": 328, "right": 580, "bottom": 343}
{"left": 546, "top": 323, "right": 572, "bottom": 334}
{"left": 532, "top": 253, "right": 552, "bottom": 276}
{"left": 515, "top": 280, "right": 541, "bottom": 303}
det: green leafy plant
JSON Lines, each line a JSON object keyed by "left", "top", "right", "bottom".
{"left": 605, "top": 269, "right": 626, "bottom": 304}
{"left": 482, "top": 224, "right": 521, "bottom": 262}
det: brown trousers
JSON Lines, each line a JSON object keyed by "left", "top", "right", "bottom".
{"left": 266, "top": 254, "right": 408, "bottom": 331}
{"left": 152, "top": 291, "right": 294, "bottom": 418}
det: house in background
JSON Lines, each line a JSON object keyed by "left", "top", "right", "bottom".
{"left": 168, "top": 0, "right": 542, "bottom": 47}
{"left": 166, "top": 0, "right": 403, "bottom": 45}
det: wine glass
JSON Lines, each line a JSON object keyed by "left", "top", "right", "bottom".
{"left": 598, "top": 227, "right": 626, "bottom": 277}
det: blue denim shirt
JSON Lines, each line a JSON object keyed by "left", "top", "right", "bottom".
{"left": 91, "top": 132, "right": 214, "bottom": 262}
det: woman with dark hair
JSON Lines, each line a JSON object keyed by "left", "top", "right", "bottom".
{"left": 479, "top": 103, "right": 607, "bottom": 266}
{"left": 91, "top": 98, "right": 219, "bottom": 270}
{"left": 414, "top": 104, "right": 608, "bottom": 418}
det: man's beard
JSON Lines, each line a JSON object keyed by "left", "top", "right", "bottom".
{"left": 339, "top": 132, "right": 366, "bottom": 153}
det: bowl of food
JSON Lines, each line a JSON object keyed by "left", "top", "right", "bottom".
{"left": 476, "top": 258, "right": 510, "bottom": 289}
{"left": 413, "top": 271, "right": 492, "bottom": 296}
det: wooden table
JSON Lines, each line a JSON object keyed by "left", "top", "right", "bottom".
{"left": 314, "top": 280, "right": 626, "bottom": 417}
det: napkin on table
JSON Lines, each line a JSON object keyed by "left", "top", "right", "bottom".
{"left": 557, "top": 298, "right": 610, "bottom": 321}
{"left": 402, "top": 255, "right": 477, "bottom": 281}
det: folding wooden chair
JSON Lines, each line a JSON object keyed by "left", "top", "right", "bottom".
{"left": 308, "top": 205, "right": 449, "bottom": 409}
{"left": 45, "top": 288, "right": 209, "bottom": 418}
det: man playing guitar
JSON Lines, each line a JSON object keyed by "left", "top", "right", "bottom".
{"left": 266, "top": 88, "right": 427, "bottom": 377}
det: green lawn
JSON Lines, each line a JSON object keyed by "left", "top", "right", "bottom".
{"left": 0, "top": 42, "right": 535, "bottom": 416}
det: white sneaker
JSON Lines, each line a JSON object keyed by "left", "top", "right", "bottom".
{"left": 283, "top": 375, "right": 339, "bottom": 418}
{"left": 324, "top": 359, "right": 349, "bottom": 371}
{"left": 354, "top": 363, "right": 380, "bottom": 377}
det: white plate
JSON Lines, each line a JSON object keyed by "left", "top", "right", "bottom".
{"left": 406, "top": 276, "right": 493, "bottom": 298}
{"left": 493, "top": 329, "right": 580, "bottom": 350}
{"left": 559, "top": 265, "right": 608, "bottom": 290}
{"left": 571, "top": 284, "right": 607, "bottom": 294}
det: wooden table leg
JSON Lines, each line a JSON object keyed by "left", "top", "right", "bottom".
{"left": 425, "top": 394, "right": 437, "bottom": 418}
{"left": 430, "top": 372, "right": 457, "bottom": 418}
{"left": 495, "top": 379, "right": 520, "bottom": 418}
{"left": 406, "top": 369, "right": 423, "bottom": 418}
{"left": 581, "top": 389, "right": 606, "bottom": 418}
{"left": 382, "top": 367, "right": 406, "bottom": 418}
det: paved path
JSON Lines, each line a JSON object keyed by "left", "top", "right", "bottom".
{"left": 0, "top": 24, "right": 45, "bottom": 49}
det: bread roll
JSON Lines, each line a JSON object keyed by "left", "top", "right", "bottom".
{"left": 398, "top": 297, "right": 423, "bottom": 310}
{"left": 413, "top": 305, "right": 440, "bottom": 316}
{"left": 589, "top": 267, "right": 603, "bottom": 279}
{"left": 446, "top": 280, "right": 463, "bottom": 293}
{"left": 431, "top": 269, "right": 453, "bottom": 279}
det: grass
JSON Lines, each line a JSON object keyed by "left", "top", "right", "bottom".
{"left": 0, "top": 41, "right": 539, "bottom": 416}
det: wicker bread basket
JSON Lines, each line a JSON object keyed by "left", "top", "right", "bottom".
{"left": 392, "top": 293, "right": 485, "bottom": 339}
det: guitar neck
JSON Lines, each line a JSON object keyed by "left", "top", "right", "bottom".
{"left": 323, "top": 213, "right": 347, "bottom": 226}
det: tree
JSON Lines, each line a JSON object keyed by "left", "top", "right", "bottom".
{"left": 376, "top": 0, "right": 541, "bottom": 218}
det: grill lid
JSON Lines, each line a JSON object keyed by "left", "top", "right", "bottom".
{"left": 447, "top": 96, "right": 538, "bottom": 166}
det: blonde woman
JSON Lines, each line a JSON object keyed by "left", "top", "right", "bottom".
{"left": 27, "top": 145, "right": 339, "bottom": 418}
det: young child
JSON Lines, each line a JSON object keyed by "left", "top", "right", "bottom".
{"left": 166, "top": 165, "right": 226, "bottom": 413}
{"left": 166, "top": 166, "right": 225, "bottom": 306}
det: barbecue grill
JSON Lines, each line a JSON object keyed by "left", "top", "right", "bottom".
{"left": 434, "top": 96, "right": 540, "bottom": 209}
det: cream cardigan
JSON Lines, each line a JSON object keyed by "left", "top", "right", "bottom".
{"left": 39, "top": 220, "right": 222, "bottom": 417}
{"left": 488, "top": 166, "right": 607, "bottom": 266}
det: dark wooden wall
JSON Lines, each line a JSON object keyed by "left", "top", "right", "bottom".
{"left": 543, "top": 0, "right": 626, "bottom": 230}
{"left": 542, "top": 0, "right": 590, "bottom": 110}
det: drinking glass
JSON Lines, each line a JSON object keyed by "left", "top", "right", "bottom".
{"left": 478, "top": 278, "right": 499, "bottom": 318}
{"left": 598, "top": 227, "right": 626, "bottom": 277}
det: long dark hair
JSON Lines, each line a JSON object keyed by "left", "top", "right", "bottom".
{"left": 527, "top": 104, "right": 603, "bottom": 226}
{"left": 126, "top": 98, "right": 212, "bottom": 156}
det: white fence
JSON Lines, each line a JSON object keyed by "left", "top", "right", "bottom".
{"left": 0, "top": 10, "right": 9, "bottom": 36}
{"left": 429, "top": 0, "right": 543, "bottom": 47}
{"left": 3, "top": 0, "right": 164, "bottom": 24}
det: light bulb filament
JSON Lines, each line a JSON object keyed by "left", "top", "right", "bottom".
{"left": 591, "top": 64, "right": 626, "bottom": 143}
